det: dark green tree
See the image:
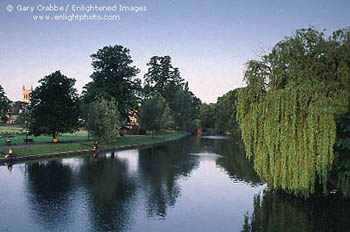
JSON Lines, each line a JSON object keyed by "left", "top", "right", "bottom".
{"left": 189, "top": 90, "right": 202, "bottom": 125}
{"left": 335, "top": 112, "right": 350, "bottom": 197}
{"left": 215, "top": 89, "right": 239, "bottom": 134}
{"left": 82, "top": 45, "right": 141, "bottom": 122}
{"left": 28, "top": 71, "right": 80, "bottom": 139}
{"left": 172, "top": 90, "right": 197, "bottom": 130}
{"left": 237, "top": 28, "right": 350, "bottom": 197}
{"left": 0, "top": 85, "right": 10, "bottom": 122}
{"left": 143, "top": 56, "right": 185, "bottom": 104}
{"left": 198, "top": 103, "right": 216, "bottom": 129}
{"left": 138, "top": 95, "right": 172, "bottom": 135}
{"left": 143, "top": 56, "right": 201, "bottom": 131}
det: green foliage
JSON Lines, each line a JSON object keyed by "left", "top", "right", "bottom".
{"left": 215, "top": 89, "right": 239, "bottom": 133}
{"left": 198, "top": 103, "right": 216, "bottom": 129}
{"left": 237, "top": 28, "right": 350, "bottom": 197}
{"left": 82, "top": 45, "right": 141, "bottom": 122}
{"left": 15, "top": 111, "right": 27, "bottom": 125}
{"left": 172, "top": 90, "right": 199, "bottom": 130}
{"left": 335, "top": 112, "right": 350, "bottom": 197}
{"left": 196, "top": 88, "right": 240, "bottom": 134}
{"left": 138, "top": 95, "right": 172, "bottom": 134}
{"left": 143, "top": 56, "right": 185, "bottom": 101}
{"left": 85, "top": 98, "right": 122, "bottom": 142}
{"left": 335, "top": 112, "right": 350, "bottom": 151}
{"left": 0, "top": 85, "right": 10, "bottom": 122}
{"left": 142, "top": 56, "right": 201, "bottom": 131}
{"left": 29, "top": 71, "right": 80, "bottom": 139}
{"left": 337, "top": 159, "right": 350, "bottom": 197}
{"left": 11, "top": 102, "right": 28, "bottom": 125}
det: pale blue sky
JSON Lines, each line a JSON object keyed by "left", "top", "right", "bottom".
{"left": 1, "top": 0, "right": 349, "bottom": 103}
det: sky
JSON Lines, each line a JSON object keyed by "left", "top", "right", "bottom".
{"left": 0, "top": 0, "right": 349, "bottom": 103}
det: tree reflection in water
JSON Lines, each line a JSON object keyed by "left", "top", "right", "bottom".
{"left": 23, "top": 137, "right": 200, "bottom": 231}
{"left": 25, "top": 161, "right": 74, "bottom": 231}
{"left": 242, "top": 190, "right": 350, "bottom": 232}
{"left": 79, "top": 156, "right": 136, "bottom": 232}
{"left": 14, "top": 135, "right": 350, "bottom": 231}
{"left": 213, "top": 135, "right": 262, "bottom": 186}
{"left": 137, "top": 138, "right": 199, "bottom": 219}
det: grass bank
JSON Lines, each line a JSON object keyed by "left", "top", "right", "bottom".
{"left": 0, "top": 131, "right": 189, "bottom": 161}
{"left": 0, "top": 130, "right": 89, "bottom": 146}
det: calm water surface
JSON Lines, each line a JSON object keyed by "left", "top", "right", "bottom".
{"left": 1, "top": 136, "right": 350, "bottom": 231}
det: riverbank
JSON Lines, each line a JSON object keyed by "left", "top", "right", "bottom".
{"left": 0, "top": 127, "right": 89, "bottom": 146}
{"left": 0, "top": 131, "right": 190, "bottom": 164}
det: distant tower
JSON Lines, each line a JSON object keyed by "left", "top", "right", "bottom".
{"left": 22, "top": 85, "right": 33, "bottom": 103}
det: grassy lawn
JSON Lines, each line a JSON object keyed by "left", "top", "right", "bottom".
{"left": 0, "top": 125, "right": 24, "bottom": 134}
{"left": 0, "top": 143, "right": 93, "bottom": 156}
{"left": 0, "top": 128, "right": 89, "bottom": 146}
{"left": 0, "top": 134, "right": 90, "bottom": 146}
{"left": 0, "top": 131, "right": 188, "bottom": 158}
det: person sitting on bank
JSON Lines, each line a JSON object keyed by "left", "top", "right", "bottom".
{"left": 5, "top": 148, "right": 16, "bottom": 159}
{"left": 92, "top": 140, "right": 99, "bottom": 150}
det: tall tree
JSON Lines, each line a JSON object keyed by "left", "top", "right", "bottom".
{"left": 237, "top": 28, "right": 350, "bottom": 197}
{"left": 82, "top": 45, "right": 141, "bottom": 122}
{"left": 28, "top": 71, "right": 80, "bottom": 139}
{"left": 143, "top": 56, "right": 185, "bottom": 104}
{"left": 0, "top": 85, "right": 10, "bottom": 122}
{"left": 143, "top": 56, "right": 201, "bottom": 131}
{"left": 189, "top": 89, "right": 202, "bottom": 125}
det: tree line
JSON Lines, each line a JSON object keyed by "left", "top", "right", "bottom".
{"left": 1, "top": 27, "right": 349, "bottom": 198}
{"left": 0, "top": 45, "right": 218, "bottom": 140}
{"left": 197, "top": 89, "right": 239, "bottom": 135}
{"left": 0, "top": 44, "right": 241, "bottom": 140}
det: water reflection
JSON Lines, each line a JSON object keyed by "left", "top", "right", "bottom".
{"left": 79, "top": 156, "right": 136, "bottom": 231}
{"left": 200, "top": 135, "right": 262, "bottom": 185}
{"left": 242, "top": 190, "right": 350, "bottom": 232}
{"left": 23, "top": 137, "right": 201, "bottom": 230}
{"left": 6, "top": 159, "right": 15, "bottom": 172}
{"left": 1, "top": 135, "right": 348, "bottom": 231}
{"left": 25, "top": 161, "right": 74, "bottom": 231}
{"left": 138, "top": 139, "right": 199, "bottom": 218}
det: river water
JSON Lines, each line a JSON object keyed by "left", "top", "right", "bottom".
{"left": 0, "top": 136, "right": 349, "bottom": 231}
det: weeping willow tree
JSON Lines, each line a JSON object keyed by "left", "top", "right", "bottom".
{"left": 237, "top": 28, "right": 350, "bottom": 197}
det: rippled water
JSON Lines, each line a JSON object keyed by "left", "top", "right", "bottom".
{"left": 1, "top": 136, "right": 349, "bottom": 231}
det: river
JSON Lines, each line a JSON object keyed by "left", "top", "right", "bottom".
{"left": 0, "top": 135, "right": 349, "bottom": 231}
